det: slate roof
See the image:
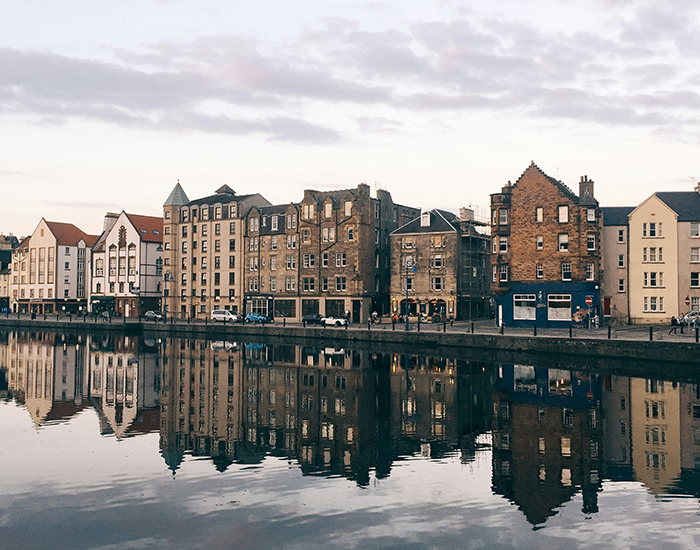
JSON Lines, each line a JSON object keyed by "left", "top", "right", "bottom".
{"left": 46, "top": 221, "right": 99, "bottom": 247}
{"left": 655, "top": 192, "right": 700, "bottom": 222}
{"left": 304, "top": 188, "right": 358, "bottom": 206}
{"left": 125, "top": 213, "right": 163, "bottom": 243}
{"left": 601, "top": 207, "right": 634, "bottom": 226}
{"left": 392, "top": 209, "right": 457, "bottom": 235}
{"left": 163, "top": 182, "right": 190, "bottom": 207}
{"left": 189, "top": 192, "right": 255, "bottom": 207}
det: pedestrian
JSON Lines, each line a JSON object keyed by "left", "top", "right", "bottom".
{"left": 669, "top": 316, "right": 678, "bottom": 334}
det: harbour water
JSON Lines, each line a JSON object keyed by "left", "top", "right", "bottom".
{"left": 1, "top": 329, "right": 700, "bottom": 549}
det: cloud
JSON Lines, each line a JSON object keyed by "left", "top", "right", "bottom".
{"left": 1, "top": 4, "right": 700, "bottom": 141}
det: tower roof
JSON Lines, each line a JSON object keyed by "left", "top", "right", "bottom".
{"left": 164, "top": 182, "right": 189, "bottom": 207}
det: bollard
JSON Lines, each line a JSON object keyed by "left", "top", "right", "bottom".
{"left": 533, "top": 325, "right": 537, "bottom": 337}
{"left": 608, "top": 326, "right": 611, "bottom": 340}
{"left": 681, "top": 323, "right": 684, "bottom": 334}
{"left": 367, "top": 320, "right": 371, "bottom": 330}
{"left": 417, "top": 320, "right": 420, "bottom": 332}
{"left": 283, "top": 318, "right": 286, "bottom": 327}
{"left": 44, "top": 313, "right": 46, "bottom": 321}
{"left": 500, "top": 324, "right": 504, "bottom": 335}
{"left": 188, "top": 317, "right": 191, "bottom": 324}
{"left": 392, "top": 320, "right": 395, "bottom": 331}
{"left": 69, "top": 313, "right": 72, "bottom": 322}
{"left": 569, "top": 326, "right": 572, "bottom": 338}
{"left": 123, "top": 315, "right": 126, "bottom": 324}
{"left": 649, "top": 326, "right": 653, "bottom": 341}
{"left": 109, "top": 315, "right": 111, "bottom": 324}
{"left": 696, "top": 327, "right": 699, "bottom": 343}
{"left": 443, "top": 321, "right": 446, "bottom": 333}
{"left": 205, "top": 317, "right": 208, "bottom": 326}
{"left": 345, "top": 320, "right": 348, "bottom": 330}
{"left": 471, "top": 321, "right": 474, "bottom": 334}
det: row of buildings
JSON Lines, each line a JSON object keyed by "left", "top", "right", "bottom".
{"left": 2, "top": 161, "right": 699, "bottom": 325}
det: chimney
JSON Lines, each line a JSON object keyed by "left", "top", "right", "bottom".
{"left": 460, "top": 207, "right": 474, "bottom": 221}
{"left": 579, "top": 175, "right": 594, "bottom": 200}
{"left": 103, "top": 212, "right": 119, "bottom": 233}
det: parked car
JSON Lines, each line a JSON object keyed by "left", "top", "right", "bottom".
{"left": 245, "top": 312, "right": 273, "bottom": 324}
{"left": 302, "top": 313, "right": 324, "bottom": 325}
{"left": 322, "top": 316, "right": 347, "bottom": 327}
{"left": 144, "top": 310, "right": 163, "bottom": 321}
{"left": 211, "top": 309, "right": 241, "bottom": 323}
{"left": 682, "top": 311, "right": 700, "bottom": 325}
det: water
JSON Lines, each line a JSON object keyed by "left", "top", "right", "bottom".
{"left": 1, "top": 329, "right": 700, "bottom": 550}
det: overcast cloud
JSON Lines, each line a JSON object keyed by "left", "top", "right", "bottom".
{"left": 1, "top": 2, "right": 699, "bottom": 143}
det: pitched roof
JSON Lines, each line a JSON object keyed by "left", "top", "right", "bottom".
{"left": 163, "top": 182, "right": 190, "bottom": 206}
{"left": 125, "top": 213, "right": 163, "bottom": 243}
{"left": 655, "top": 192, "right": 700, "bottom": 222}
{"left": 601, "top": 206, "right": 634, "bottom": 226}
{"left": 189, "top": 192, "right": 255, "bottom": 207}
{"left": 392, "top": 209, "right": 458, "bottom": 235}
{"left": 304, "top": 188, "right": 358, "bottom": 206}
{"left": 45, "top": 221, "right": 99, "bottom": 247}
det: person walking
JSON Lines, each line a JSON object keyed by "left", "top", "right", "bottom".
{"left": 669, "top": 316, "right": 678, "bottom": 334}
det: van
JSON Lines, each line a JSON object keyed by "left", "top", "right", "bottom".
{"left": 211, "top": 309, "right": 241, "bottom": 323}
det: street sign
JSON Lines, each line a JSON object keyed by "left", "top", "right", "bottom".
{"left": 585, "top": 296, "right": 593, "bottom": 306}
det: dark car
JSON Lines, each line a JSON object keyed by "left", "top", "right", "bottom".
{"left": 302, "top": 313, "right": 324, "bottom": 325}
{"left": 245, "top": 312, "right": 273, "bottom": 324}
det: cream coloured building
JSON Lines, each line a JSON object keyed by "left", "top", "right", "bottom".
{"left": 627, "top": 187, "right": 700, "bottom": 324}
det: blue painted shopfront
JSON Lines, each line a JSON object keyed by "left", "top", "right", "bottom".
{"left": 495, "top": 282, "right": 600, "bottom": 328}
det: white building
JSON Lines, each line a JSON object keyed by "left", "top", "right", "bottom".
{"left": 90, "top": 211, "right": 163, "bottom": 317}
{"left": 10, "top": 219, "right": 97, "bottom": 314}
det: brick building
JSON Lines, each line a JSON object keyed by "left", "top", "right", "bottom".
{"left": 390, "top": 208, "right": 491, "bottom": 321}
{"left": 162, "top": 183, "right": 270, "bottom": 320}
{"left": 242, "top": 183, "right": 419, "bottom": 322}
{"left": 491, "top": 162, "right": 601, "bottom": 327}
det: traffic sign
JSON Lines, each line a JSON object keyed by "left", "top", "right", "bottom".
{"left": 585, "top": 296, "right": 593, "bottom": 306}
{"left": 686, "top": 296, "right": 690, "bottom": 306}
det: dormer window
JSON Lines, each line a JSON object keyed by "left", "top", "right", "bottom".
{"left": 421, "top": 212, "right": 430, "bottom": 227}
{"left": 325, "top": 203, "right": 332, "bottom": 218}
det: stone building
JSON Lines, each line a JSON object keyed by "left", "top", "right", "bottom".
{"left": 390, "top": 208, "right": 490, "bottom": 321}
{"left": 491, "top": 162, "right": 601, "bottom": 327}
{"left": 161, "top": 183, "right": 270, "bottom": 320}
{"left": 600, "top": 207, "right": 634, "bottom": 324}
{"left": 242, "top": 183, "right": 419, "bottom": 322}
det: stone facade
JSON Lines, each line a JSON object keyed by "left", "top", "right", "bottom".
{"left": 390, "top": 208, "right": 490, "bottom": 321}
{"left": 491, "top": 163, "right": 601, "bottom": 327}
{"left": 242, "top": 183, "right": 419, "bottom": 322}
{"left": 600, "top": 207, "right": 633, "bottom": 324}
{"left": 162, "top": 184, "right": 270, "bottom": 320}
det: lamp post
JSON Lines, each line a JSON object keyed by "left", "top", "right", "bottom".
{"left": 405, "top": 258, "right": 416, "bottom": 331}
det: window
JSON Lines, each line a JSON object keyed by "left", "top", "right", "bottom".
{"left": 271, "top": 216, "right": 278, "bottom": 231}
{"left": 548, "top": 294, "right": 572, "bottom": 321}
{"left": 692, "top": 222, "right": 699, "bottom": 237}
{"left": 587, "top": 233, "right": 596, "bottom": 251}
{"left": 302, "top": 204, "right": 314, "bottom": 220}
{"left": 644, "top": 296, "right": 664, "bottom": 312}
{"left": 302, "top": 229, "right": 309, "bottom": 243}
{"left": 618, "top": 254, "right": 625, "bottom": 268}
{"left": 286, "top": 213, "right": 297, "bottom": 229}
{"left": 431, "top": 277, "right": 444, "bottom": 291}
{"left": 499, "top": 264, "right": 508, "bottom": 282}
{"left": 302, "top": 277, "right": 316, "bottom": 292}
{"left": 286, "top": 255, "right": 296, "bottom": 270}
{"left": 347, "top": 227, "right": 354, "bottom": 241}
{"left": 202, "top": 225, "right": 208, "bottom": 236}
{"left": 536, "top": 207, "right": 543, "bottom": 223}
{"left": 692, "top": 248, "right": 700, "bottom": 263}
{"left": 431, "top": 235, "right": 444, "bottom": 247}
{"left": 324, "top": 202, "right": 332, "bottom": 218}
{"left": 499, "top": 237, "right": 508, "bottom": 253}
{"left": 499, "top": 209, "right": 508, "bottom": 225}
{"left": 271, "top": 236, "right": 277, "bottom": 249}
{"left": 618, "top": 229, "right": 625, "bottom": 243}
{"left": 692, "top": 273, "right": 700, "bottom": 288}
{"left": 285, "top": 276, "right": 295, "bottom": 291}
{"left": 558, "top": 234, "right": 569, "bottom": 252}
{"left": 431, "top": 255, "right": 444, "bottom": 268}
{"left": 618, "top": 278, "right": 625, "bottom": 292}
{"left": 536, "top": 236, "right": 543, "bottom": 250}
{"left": 336, "top": 253, "right": 347, "bottom": 267}
{"left": 513, "top": 294, "right": 536, "bottom": 320}
{"left": 229, "top": 256, "right": 235, "bottom": 269}
{"left": 322, "top": 253, "right": 328, "bottom": 268}
{"left": 302, "top": 254, "right": 315, "bottom": 268}
{"left": 270, "top": 276, "right": 276, "bottom": 291}
{"left": 229, "top": 239, "right": 236, "bottom": 252}
{"left": 536, "top": 264, "right": 543, "bottom": 278}
{"left": 586, "top": 263, "right": 594, "bottom": 281}
{"left": 587, "top": 208, "right": 596, "bottom": 222}
{"left": 344, "top": 201, "right": 352, "bottom": 216}
{"left": 321, "top": 277, "right": 328, "bottom": 291}
{"left": 335, "top": 276, "right": 346, "bottom": 291}
{"left": 561, "top": 263, "right": 572, "bottom": 281}
{"left": 492, "top": 238, "right": 497, "bottom": 254}
{"left": 558, "top": 206, "right": 568, "bottom": 223}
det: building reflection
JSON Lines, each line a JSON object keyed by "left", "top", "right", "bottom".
{"left": 158, "top": 338, "right": 494, "bottom": 484}
{"left": 491, "top": 365, "right": 604, "bottom": 525}
{"left": 1, "top": 330, "right": 160, "bottom": 436}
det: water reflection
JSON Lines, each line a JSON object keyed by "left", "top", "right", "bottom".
{"left": 2, "top": 329, "right": 700, "bottom": 530}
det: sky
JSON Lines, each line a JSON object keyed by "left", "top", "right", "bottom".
{"left": 1, "top": 0, "right": 699, "bottom": 237}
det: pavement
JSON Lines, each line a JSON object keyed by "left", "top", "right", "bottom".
{"left": 2, "top": 312, "right": 699, "bottom": 343}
